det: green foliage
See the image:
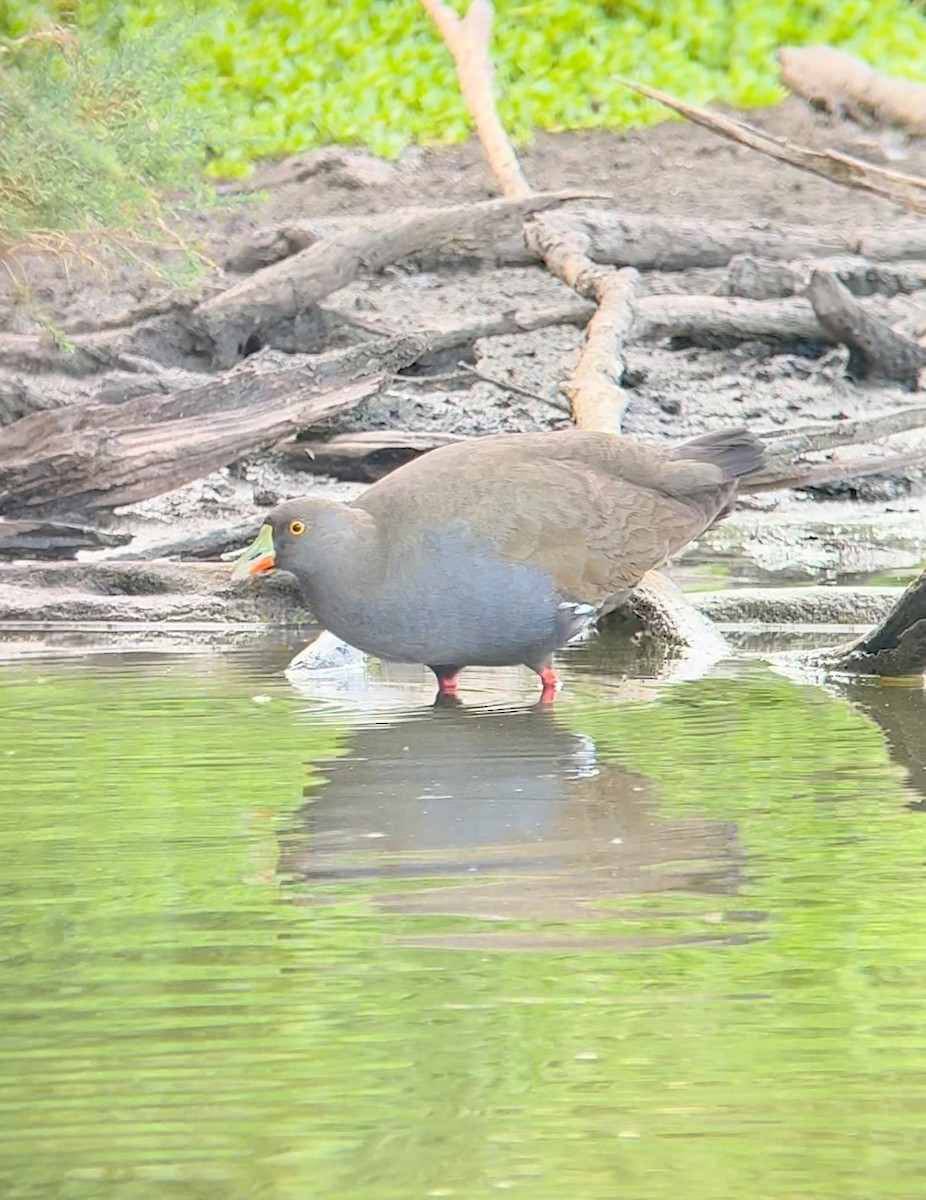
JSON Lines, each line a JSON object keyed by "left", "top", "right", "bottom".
{"left": 0, "top": 7, "right": 210, "bottom": 241}
{"left": 77, "top": 0, "right": 926, "bottom": 176}
{"left": 2, "top": 0, "right": 926, "bottom": 229}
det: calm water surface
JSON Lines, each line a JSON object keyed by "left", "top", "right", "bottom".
{"left": 2, "top": 632, "right": 926, "bottom": 1199}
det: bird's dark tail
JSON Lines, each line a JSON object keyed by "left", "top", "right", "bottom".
{"left": 671, "top": 426, "right": 766, "bottom": 482}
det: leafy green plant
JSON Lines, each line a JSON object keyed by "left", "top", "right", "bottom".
{"left": 2, "top": 0, "right": 926, "bottom": 230}
{"left": 0, "top": 8, "right": 210, "bottom": 243}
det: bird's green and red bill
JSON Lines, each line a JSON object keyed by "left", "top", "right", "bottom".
{"left": 232, "top": 524, "right": 276, "bottom": 580}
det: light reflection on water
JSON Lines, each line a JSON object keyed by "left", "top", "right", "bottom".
{"left": 1, "top": 633, "right": 926, "bottom": 1199}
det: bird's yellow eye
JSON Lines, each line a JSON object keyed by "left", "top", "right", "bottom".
{"left": 288, "top": 519, "right": 306, "bottom": 536}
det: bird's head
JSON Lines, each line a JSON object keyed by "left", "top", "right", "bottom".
{"left": 231, "top": 499, "right": 321, "bottom": 581}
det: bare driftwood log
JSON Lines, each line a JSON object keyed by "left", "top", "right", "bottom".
{"left": 635, "top": 294, "right": 824, "bottom": 343}
{"left": 513, "top": 209, "right": 850, "bottom": 270}
{"left": 0, "top": 376, "right": 382, "bottom": 516}
{"left": 807, "top": 269, "right": 926, "bottom": 386}
{"left": 0, "top": 519, "right": 131, "bottom": 560}
{"left": 197, "top": 191, "right": 595, "bottom": 367}
{"left": 227, "top": 210, "right": 926, "bottom": 276}
{"left": 801, "top": 567, "right": 926, "bottom": 676}
{"left": 280, "top": 431, "right": 469, "bottom": 481}
{"left": 617, "top": 78, "right": 926, "bottom": 215}
{"left": 779, "top": 45, "right": 926, "bottom": 134}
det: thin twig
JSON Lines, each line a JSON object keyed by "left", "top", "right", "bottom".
{"left": 616, "top": 77, "right": 926, "bottom": 215}
{"left": 458, "top": 361, "right": 571, "bottom": 412}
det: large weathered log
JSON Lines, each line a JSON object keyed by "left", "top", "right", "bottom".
{"left": 196, "top": 192, "right": 589, "bottom": 367}
{"left": 0, "top": 375, "right": 382, "bottom": 516}
{"left": 225, "top": 210, "right": 926, "bottom": 275}
{"left": 807, "top": 269, "right": 926, "bottom": 385}
{"left": 510, "top": 209, "right": 852, "bottom": 270}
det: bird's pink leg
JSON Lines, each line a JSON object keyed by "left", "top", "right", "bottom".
{"left": 430, "top": 666, "right": 462, "bottom": 698}
{"left": 436, "top": 674, "right": 459, "bottom": 697}
{"left": 538, "top": 667, "right": 559, "bottom": 703}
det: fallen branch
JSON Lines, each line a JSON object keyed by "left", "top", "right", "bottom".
{"left": 617, "top": 78, "right": 926, "bottom": 215}
{"left": 807, "top": 269, "right": 926, "bottom": 386}
{"left": 420, "top": 0, "right": 633, "bottom": 433}
{"left": 634, "top": 294, "right": 824, "bottom": 343}
{"left": 524, "top": 214, "right": 640, "bottom": 429}
{"left": 419, "top": 0, "right": 530, "bottom": 199}
{"left": 513, "top": 209, "right": 852, "bottom": 270}
{"left": 745, "top": 445, "right": 926, "bottom": 493}
{"left": 762, "top": 403, "right": 926, "bottom": 458}
{"left": 457, "top": 362, "right": 570, "bottom": 412}
{"left": 779, "top": 45, "right": 926, "bottom": 134}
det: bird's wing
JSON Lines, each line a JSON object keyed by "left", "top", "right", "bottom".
{"left": 476, "top": 459, "right": 711, "bottom": 604}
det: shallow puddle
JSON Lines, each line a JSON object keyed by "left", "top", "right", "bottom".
{"left": 2, "top": 633, "right": 926, "bottom": 1199}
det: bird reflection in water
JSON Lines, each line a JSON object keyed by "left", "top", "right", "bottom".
{"left": 277, "top": 706, "right": 767, "bottom": 952}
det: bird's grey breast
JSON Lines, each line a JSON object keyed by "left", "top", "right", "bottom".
{"left": 319, "top": 518, "right": 585, "bottom": 666}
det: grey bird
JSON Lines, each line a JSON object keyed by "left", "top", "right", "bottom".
{"left": 232, "top": 427, "right": 765, "bottom": 701}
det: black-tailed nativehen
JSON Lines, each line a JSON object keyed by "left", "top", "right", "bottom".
{"left": 233, "top": 427, "right": 764, "bottom": 701}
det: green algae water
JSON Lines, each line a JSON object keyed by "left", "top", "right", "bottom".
{"left": 2, "top": 636, "right": 926, "bottom": 1200}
